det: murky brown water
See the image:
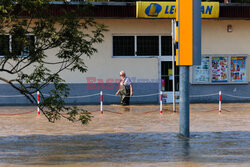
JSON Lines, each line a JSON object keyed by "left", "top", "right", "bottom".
{"left": 0, "top": 103, "right": 249, "bottom": 167}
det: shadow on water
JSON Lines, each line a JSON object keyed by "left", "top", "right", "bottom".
{"left": 0, "top": 131, "right": 249, "bottom": 165}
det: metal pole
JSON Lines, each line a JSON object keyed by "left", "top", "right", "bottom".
{"left": 37, "top": 91, "right": 40, "bottom": 115}
{"left": 219, "top": 91, "right": 222, "bottom": 113}
{"left": 100, "top": 91, "right": 103, "bottom": 114}
{"left": 171, "top": 19, "right": 176, "bottom": 112}
{"left": 179, "top": 66, "right": 190, "bottom": 138}
{"left": 160, "top": 91, "right": 163, "bottom": 114}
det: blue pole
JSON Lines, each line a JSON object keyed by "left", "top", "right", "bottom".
{"left": 179, "top": 66, "right": 190, "bottom": 138}
{"left": 193, "top": 0, "right": 201, "bottom": 66}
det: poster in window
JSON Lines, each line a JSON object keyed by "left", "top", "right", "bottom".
{"left": 231, "top": 57, "right": 247, "bottom": 82}
{"left": 161, "top": 79, "right": 165, "bottom": 91}
{"left": 193, "top": 57, "right": 209, "bottom": 83}
{"left": 212, "top": 57, "right": 228, "bottom": 82}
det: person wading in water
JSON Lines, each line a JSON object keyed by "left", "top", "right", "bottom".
{"left": 115, "top": 71, "right": 133, "bottom": 105}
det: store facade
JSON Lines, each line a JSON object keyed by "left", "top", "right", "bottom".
{"left": 0, "top": 3, "right": 250, "bottom": 105}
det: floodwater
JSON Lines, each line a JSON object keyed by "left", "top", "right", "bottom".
{"left": 0, "top": 103, "right": 249, "bottom": 167}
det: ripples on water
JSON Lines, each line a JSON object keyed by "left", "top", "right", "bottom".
{"left": 0, "top": 104, "right": 249, "bottom": 167}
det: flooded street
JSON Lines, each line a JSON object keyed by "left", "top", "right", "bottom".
{"left": 0, "top": 103, "right": 249, "bottom": 167}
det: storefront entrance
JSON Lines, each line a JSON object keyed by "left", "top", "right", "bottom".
{"left": 159, "top": 58, "right": 180, "bottom": 103}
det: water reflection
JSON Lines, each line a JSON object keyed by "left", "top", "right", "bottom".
{"left": 177, "top": 136, "right": 190, "bottom": 161}
{"left": 0, "top": 131, "right": 249, "bottom": 166}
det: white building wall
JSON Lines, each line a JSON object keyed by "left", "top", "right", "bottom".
{"left": 75, "top": 19, "right": 250, "bottom": 84}
{"left": 1, "top": 19, "right": 250, "bottom": 83}
{"left": 201, "top": 19, "right": 250, "bottom": 80}
{"left": 64, "top": 19, "right": 172, "bottom": 83}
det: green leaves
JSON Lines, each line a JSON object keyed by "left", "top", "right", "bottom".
{"left": 0, "top": 0, "right": 108, "bottom": 125}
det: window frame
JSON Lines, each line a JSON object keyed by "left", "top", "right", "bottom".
{"left": 0, "top": 34, "right": 36, "bottom": 58}
{"left": 161, "top": 35, "right": 174, "bottom": 56}
{"left": 0, "top": 35, "right": 11, "bottom": 57}
{"left": 112, "top": 35, "right": 135, "bottom": 57}
{"left": 136, "top": 35, "right": 159, "bottom": 57}
{"left": 112, "top": 34, "right": 172, "bottom": 58}
{"left": 191, "top": 54, "right": 249, "bottom": 85}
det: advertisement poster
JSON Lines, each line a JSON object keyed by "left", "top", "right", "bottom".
{"left": 212, "top": 57, "right": 228, "bottom": 82}
{"left": 161, "top": 79, "right": 165, "bottom": 91}
{"left": 193, "top": 57, "right": 210, "bottom": 83}
{"left": 168, "top": 69, "right": 173, "bottom": 80}
{"left": 231, "top": 57, "right": 247, "bottom": 82}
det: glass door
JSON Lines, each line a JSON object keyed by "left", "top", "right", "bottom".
{"left": 160, "top": 61, "right": 180, "bottom": 103}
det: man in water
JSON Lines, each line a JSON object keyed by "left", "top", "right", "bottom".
{"left": 115, "top": 71, "right": 133, "bottom": 105}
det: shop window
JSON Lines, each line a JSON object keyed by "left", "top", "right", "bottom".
{"left": 0, "top": 35, "right": 10, "bottom": 56}
{"left": 137, "top": 36, "right": 159, "bottom": 56}
{"left": 12, "top": 35, "right": 35, "bottom": 57}
{"left": 161, "top": 36, "right": 173, "bottom": 56}
{"left": 161, "top": 61, "right": 179, "bottom": 91}
{"left": 113, "top": 36, "right": 134, "bottom": 56}
{"left": 113, "top": 35, "right": 173, "bottom": 57}
{"left": 192, "top": 55, "right": 248, "bottom": 84}
{"left": 0, "top": 35, "right": 35, "bottom": 57}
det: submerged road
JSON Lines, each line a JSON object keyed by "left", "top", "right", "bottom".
{"left": 0, "top": 104, "right": 249, "bottom": 167}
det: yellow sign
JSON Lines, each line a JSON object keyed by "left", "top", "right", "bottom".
{"left": 176, "top": 0, "right": 202, "bottom": 66}
{"left": 177, "top": 0, "right": 193, "bottom": 66}
{"left": 168, "top": 69, "right": 173, "bottom": 76}
{"left": 202, "top": 2, "right": 220, "bottom": 18}
{"left": 136, "top": 1, "right": 219, "bottom": 19}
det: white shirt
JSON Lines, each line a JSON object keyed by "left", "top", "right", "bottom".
{"left": 120, "top": 77, "right": 132, "bottom": 87}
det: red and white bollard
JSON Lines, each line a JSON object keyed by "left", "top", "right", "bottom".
{"left": 37, "top": 91, "right": 40, "bottom": 115}
{"left": 160, "top": 91, "right": 163, "bottom": 114}
{"left": 100, "top": 91, "right": 103, "bottom": 114}
{"left": 219, "top": 91, "right": 222, "bottom": 113}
